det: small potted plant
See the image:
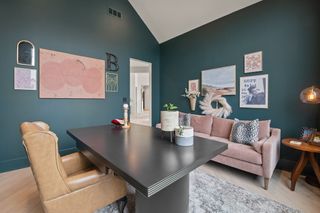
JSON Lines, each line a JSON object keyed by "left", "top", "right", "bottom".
{"left": 160, "top": 103, "right": 179, "bottom": 132}
{"left": 175, "top": 126, "right": 194, "bottom": 146}
{"left": 182, "top": 88, "right": 200, "bottom": 111}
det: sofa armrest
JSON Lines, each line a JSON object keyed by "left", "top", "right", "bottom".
{"left": 61, "top": 152, "right": 92, "bottom": 176}
{"left": 262, "top": 128, "right": 281, "bottom": 178}
{"left": 156, "top": 123, "right": 161, "bottom": 129}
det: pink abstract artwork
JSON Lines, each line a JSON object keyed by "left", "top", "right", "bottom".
{"left": 39, "top": 49, "right": 105, "bottom": 99}
{"left": 244, "top": 51, "right": 263, "bottom": 73}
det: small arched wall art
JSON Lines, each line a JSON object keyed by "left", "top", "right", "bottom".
{"left": 17, "top": 40, "right": 35, "bottom": 66}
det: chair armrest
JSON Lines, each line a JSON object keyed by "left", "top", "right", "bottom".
{"left": 262, "top": 128, "right": 281, "bottom": 178}
{"left": 61, "top": 152, "right": 92, "bottom": 176}
{"left": 66, "top": 169, "right": 105, "bottom": 191}
{"left": 44, "top": 174, "right": 127, "bottom": 213}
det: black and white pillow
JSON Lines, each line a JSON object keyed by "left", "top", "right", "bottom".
{"left": 230, "top": 119, "right": 259, "bottom": 145}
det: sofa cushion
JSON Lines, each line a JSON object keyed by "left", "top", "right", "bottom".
{"left": 251, "top": 138, "right": 267, "bottom": 154}
{"left": 194, "top": 132, "right": 230, "bottom": 143}
{"left": 258, "top": 120, "right": 271, "bottom": 140}
{"left": 210, "top": 117, "right": 234, "bottom": 139}
{"left": 219, "top": 141, "right": 262, "bottom": 165}
{"left": 230, "top": 119, "right": 259, "bottom": 145}
{"left": 190, "top": 114, "right": 213, "bottom": 135}
{"left": 194, "top": 132, "right": 262, "bottom": 165}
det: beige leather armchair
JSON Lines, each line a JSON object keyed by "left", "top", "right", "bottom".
{"left": 20, "top": 121, "right": 127, "bottom": 213}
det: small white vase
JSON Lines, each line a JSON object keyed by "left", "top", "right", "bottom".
{"left": 175, "top": 126, "right": 194, "bottom": 146}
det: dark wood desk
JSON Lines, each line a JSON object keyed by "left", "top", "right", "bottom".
{"left": 67, "top": 124, "right": 227, "bottom": 213}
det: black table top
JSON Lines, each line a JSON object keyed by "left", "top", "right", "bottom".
{"left": 67, "top": 124, "right": 227, "bottom": 197}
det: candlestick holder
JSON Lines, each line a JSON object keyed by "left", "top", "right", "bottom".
{"left": 122, "top": 98, "right": 130, "bottom": 129}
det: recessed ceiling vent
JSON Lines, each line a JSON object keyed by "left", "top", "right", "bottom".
{"left": 108, "top": 8, "right": 122, "bottom": 18}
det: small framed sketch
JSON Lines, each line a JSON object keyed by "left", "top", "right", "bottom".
{"left": 106, "top": 72, "right": 118, "bottom": 92}
{"left": 17, "top": 40, "right": 35, "bottom": 66}
{"left": 188, "top": 79, "right": 199, "bottom": 93}
{"left": 244, "top": 51, "right": 263, "bottom": 73}
{"left": 240, "top": 74, "right": 268, "bottom": 108}
{"left": 300, "top": 127, "right": 317, "bottom": 142}
{"left": 14, "top": 67, "right": 37, "bottom": 90}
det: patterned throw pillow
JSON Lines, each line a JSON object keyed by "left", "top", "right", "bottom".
{"left": 230, "top": 119, "right": 259, "bottom": 145}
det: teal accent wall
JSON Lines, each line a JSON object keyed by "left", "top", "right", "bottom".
{"left": 160, "top": 0, "right": 320, "bottom": 167}
{"left": 0, "top": 0, "right": 160, "bottom": 172}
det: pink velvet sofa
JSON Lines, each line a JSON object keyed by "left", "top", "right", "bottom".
{"left": 159, "top": 113, "right": 281, "bottom": 190}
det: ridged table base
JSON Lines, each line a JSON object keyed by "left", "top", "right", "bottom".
{"left": 135, "top": 174, "right": 189, "bottom": 213}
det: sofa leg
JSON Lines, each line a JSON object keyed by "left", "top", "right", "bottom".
{"left": 264, "top": 178, "right": 269, "bottom": 190}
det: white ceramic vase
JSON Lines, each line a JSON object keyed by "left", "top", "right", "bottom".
{"left": 175, "top": 126, "right": 194, "bottom": 146}
{"left": 160, "top": 111, "right": 179, "bottom": 131}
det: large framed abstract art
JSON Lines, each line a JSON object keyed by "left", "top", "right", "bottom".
{"left": 39, "top": 49, "right": 105, "bottom": 99}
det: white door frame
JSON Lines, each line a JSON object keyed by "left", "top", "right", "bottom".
{"left": 129, "top": 58, "right": 152, "bottom": 126}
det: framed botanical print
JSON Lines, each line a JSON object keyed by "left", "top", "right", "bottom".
{"left": 106, "top": 72, "right": 118, "bottom": 92}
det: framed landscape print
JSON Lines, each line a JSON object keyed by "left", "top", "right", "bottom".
{"left": 201, "top": 65, "right": 236, "bottom": 96}
{"left": 240, "top": 74, "right": 268, "bottom": 108}
{"left": 188, "top": 79, "right": 199, "bottom": 93}
{"left": 244, "top": 51, "right": 263, "bottom": 73}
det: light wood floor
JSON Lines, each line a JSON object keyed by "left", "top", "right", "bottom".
{"left": 0, "top": 163, "right": 319, "bottom": 213}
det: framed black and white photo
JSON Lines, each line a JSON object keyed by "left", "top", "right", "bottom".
{"left": 240, "top": 74, "right": 268, "bottom": 108}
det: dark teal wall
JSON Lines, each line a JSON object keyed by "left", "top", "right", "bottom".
{"left": 0, "top": 0, "right": 160, "bottom": 172}
{"left": 160, "top": 0, "right": 320, "bottom": 166}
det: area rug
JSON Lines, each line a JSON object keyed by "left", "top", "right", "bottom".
{"left": 96, "top": 169, "right": 300, "bottom": 213}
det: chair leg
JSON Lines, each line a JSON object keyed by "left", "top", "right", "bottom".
{"left": 117, "top": 196, "right": 128, "bottom": 213}
{"left": 264, "top": 178, "right": 269, "bottom": 190}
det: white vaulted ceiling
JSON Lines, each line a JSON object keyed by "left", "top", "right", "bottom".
{"left": 129, "top": 0, "right": 262, "bottom": 43}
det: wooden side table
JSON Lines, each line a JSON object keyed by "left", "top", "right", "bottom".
{"left": 282, "top": 138, "right": 320, "bottom": 191}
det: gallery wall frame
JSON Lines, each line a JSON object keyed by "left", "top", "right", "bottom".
{"left": 239, "top": 74, "right": 268, "bottom": 109}
{"left": 39, "top": 48, "right": 105, "bottom": 99}
{"left": 201, "top": 65, "right": 236, "bottom": 96}
{"left": 106, "top": 72, "right": 118, "bottom": 92}
{"left": 14, "top": 67, "right": 37, "bottom": 90}
{"left": 188, "top": 79, "right": 199, "bottom": 93}
{"left": 244, "top": 51, "right": 263, "bottom": 73}
{"left": 17, "top": 40, "right": 35, "bottom": 66}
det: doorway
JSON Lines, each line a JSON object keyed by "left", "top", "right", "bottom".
{"left": 130, "top": 58, "right": 152, "bottom": 126}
